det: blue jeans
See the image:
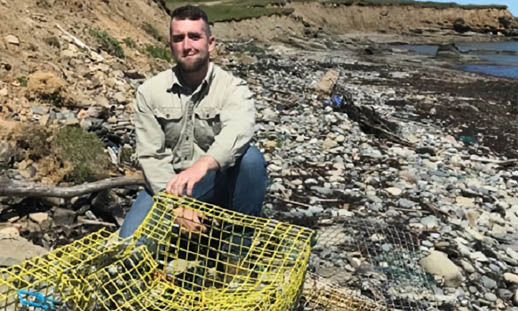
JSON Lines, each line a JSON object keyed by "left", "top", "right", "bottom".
{"left": 119, "top": 145, "right": 268, "bottom": 238}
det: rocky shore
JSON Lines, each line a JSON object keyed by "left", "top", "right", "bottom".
{"left": 1, "top": 1, "right": 518, "bottom": 310}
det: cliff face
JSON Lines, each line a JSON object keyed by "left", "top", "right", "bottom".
{"left": 213, "top": 3, "right": 517, "bottom": 42}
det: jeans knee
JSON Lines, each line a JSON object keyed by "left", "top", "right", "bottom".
{"left": 240, "top": 145, "right": 266, "bottom": 170}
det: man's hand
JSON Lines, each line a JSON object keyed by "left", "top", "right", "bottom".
{"left": 173, "top": 207, "right": 207, "bottom": 233}
{"left": 166, "top": 156, "right": 219, "bottom": 196}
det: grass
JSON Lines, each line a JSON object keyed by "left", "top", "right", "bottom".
{"left": 145, "top": 44, "right": 172, "bottom": 62}
{"left": 17, "top": 76, "right": 28, "bottom": 87}
{"left": 123, "top": 37, "right": 137, "bottom": 49}
{"left": 89, "top": 28, "right": 125, "bottom": 58}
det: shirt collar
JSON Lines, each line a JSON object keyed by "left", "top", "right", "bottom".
{"left": 168, "top": 63, "right": 214, "bottom": 95}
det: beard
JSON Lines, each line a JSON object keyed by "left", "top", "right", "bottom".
{"left": 176, "top": 53, "right": 208, "bottom": 73}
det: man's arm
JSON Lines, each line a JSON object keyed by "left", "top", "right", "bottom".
{"left": 166, "top": 155, "right": 219, "bottom": 195}
{"left": 135, "top": 88, "right": 175, "bottom": 195}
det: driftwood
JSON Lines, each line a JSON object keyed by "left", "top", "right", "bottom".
{"left": 341, "top": 99, "right": 414, "bottom": 147}
{"left": 0, "top": 172, "right": 145, "bottom": 198}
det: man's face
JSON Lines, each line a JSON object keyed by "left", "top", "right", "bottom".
{"left": 170, "top": 18, "right": 215, "bottom": 73}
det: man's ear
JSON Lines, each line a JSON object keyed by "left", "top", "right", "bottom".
{"left": 208, "top": 35, "right": 216, "bottom": 53}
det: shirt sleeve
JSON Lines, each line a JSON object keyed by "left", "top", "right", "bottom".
{"left": 134, "top": 88, "right": 175, "bottom": 195}
{"left": 205, "top": 78, "right": 255, "bottom": 170}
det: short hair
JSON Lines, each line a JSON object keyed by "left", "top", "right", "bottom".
{"left": 171, "top": 5, "right": 211, "bottom": 36}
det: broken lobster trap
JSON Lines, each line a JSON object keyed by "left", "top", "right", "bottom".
{"left": 0, "top": 193, "right": 314, "bottom": 311}
{"left": 309, "top": 217, "right": 437, "bottom": 311}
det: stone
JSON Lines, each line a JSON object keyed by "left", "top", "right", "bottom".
{"left": 398, "top": 198, "right": 415, "bottom": 209}
{"left": 498, "top": 288, "right": 513, "bottom": 300}
{"left": 315, "top": 69, "right": 339, "bottom": 95}
{"left": 322, "top": 137, "right": 338, "bottom": 149}
{"left": 29, "top": 212, "right": 49, "bottom": 224}
{"left": 420, "top": 251, "right": 462, "bottom": 287}
{"left": 385, "top": 187, "right": 403, "bottom": 196}
{"left": 0, "top": 226, "right": 19, "bottom": 238}
{"left": 264, "top": 140, "right": 277, "bottom": 149}
{"left": 481, "top": 275, "right": 498, "bottom": 289}
{"left": 39, "top": 114, "right": 50, "bottom": 126}
{"left": 0, "top": 236, "right": 46, "bottom": 266}
{"left": 4, "top": 34, "right": 19, "bottom": 45}
{"left": 0, "top": 140, "right": 16, "bottom": 166}
{"left": 0, "top": 88, "right": 7, "bottom": 96}
{"left": 484, "top": 292, "right": 497, "bottom": 302}
{"left": 470, "top": 251, "right": 488, "bottom": 262}
{"left": 53, "top": 208, "right": 76, "bottom": 226}
{"left": 504, "top": 273, "right": 518, "bottom": 284}
{"left": 460, "top": 260, "right": 475, "bottom": 273}
{"left": 456, "top": 196, "right": 475, "bottom": 207}
{"left": 421, "top": 215, "right": 439, "bottom": 228}
{"left": 507, "top": 248, "right": 518, "bottom": 261}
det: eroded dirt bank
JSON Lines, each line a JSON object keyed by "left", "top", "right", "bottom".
{"left": 214, "top": 2, "right": 518, "bottom": 43}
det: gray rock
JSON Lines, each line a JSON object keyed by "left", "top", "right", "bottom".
{"left": 497, "top": 288, "right": 513, "bottom": 300}
{"left": 481, "top": 275, "right": 498, "bottom": 289}
{"left": 421, "top": 215, "right": 439, "bottom": 228}
{"left": 484, "top": 292, "right": 497, "bottom": 302}
{"left": 398, "top": 198, "right": 416, "bottom": 209}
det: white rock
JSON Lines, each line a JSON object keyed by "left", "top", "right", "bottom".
{"left": 456, "top": 196, "right": 475, "bottom": 207}
{"left": 503, "top": 273, "right": 518, "bottom": 284}
{"left": 385, "top": 187, "right": 403, "bottom": 196}
{"left": 420, "top": 251, "right": 462, "bottom": 287}
{"left": 29, "top": 212, "right": 49, "bottom": 224}
{"left": 460, "top": 260, "right": 475, "bottom": 273}
{"left": 4, "top": 34, "right": 19, "bottom": 45}
{"left": 470, "top": 251, "right": 488, "bottom": 262}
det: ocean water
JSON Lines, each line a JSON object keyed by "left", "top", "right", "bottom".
{"left": 394, "top": 41, "right": 518, "bottom": 79}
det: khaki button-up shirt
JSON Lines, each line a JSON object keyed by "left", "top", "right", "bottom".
{"left": 134, "top": 63, "right": 255, "bottom": 194}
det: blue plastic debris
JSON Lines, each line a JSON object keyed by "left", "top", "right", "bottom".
{"left": 323, "top": 95, "right": 343, "bottom": 110}
{"left": 17, "top": 290, "right": 56, "bottom": 310}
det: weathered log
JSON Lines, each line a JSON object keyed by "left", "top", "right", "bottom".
{"left": 0, "top": 172, "right": 145, "bottom": 198}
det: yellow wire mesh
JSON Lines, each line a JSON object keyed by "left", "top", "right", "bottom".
{"left": 0, "top": 192, "right": 315, "bottom": 311}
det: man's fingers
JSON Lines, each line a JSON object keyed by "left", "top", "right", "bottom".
{"left": 186, "top": 180, "right": 195, "bottom": 196}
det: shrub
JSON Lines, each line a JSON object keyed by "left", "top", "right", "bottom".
{"left": 56, "top": 126, "right": 110, "bottom": 182}
{"left": 145, "top": 44, "right": 171, "bottom": 62}
{"left": 17, "top": 76, "right": 28, "bottom": 87}
{"left": 123, "top": 37, "right": 137, "bottom": 49}
{"left": 89, "top": 28, "right": 125, "bottom": 58}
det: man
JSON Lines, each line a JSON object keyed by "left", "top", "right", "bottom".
{"left": 120, "top": 5, "right": 267, "bottom": 238}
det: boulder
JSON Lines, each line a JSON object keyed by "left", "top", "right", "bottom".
{"left": 0, "top": 236, "right": 47, "bottom": 267}
{"left": 420, "top": 251, "right": 462, "bottom": 287}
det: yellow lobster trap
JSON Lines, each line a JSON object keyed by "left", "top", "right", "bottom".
{"left": 0, "top": 193, "right": 314, "bottom": 311}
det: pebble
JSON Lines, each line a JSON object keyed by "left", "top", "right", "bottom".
{"left": 504, "top": 273, "right": 518, "bottom": 284}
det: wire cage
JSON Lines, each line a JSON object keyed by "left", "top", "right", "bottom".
{"left": 0, "top": 193, "right": 315, "bottom": 311}
{"left": 301, "top": 273, "right": 386, "bottom": 311}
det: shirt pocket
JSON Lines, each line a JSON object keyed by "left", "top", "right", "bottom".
{"left": 154, "top": 106, "right": 183, "bottom": 148}
{"left": 194, "top": 107, "right": 221, "bottom": 150}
